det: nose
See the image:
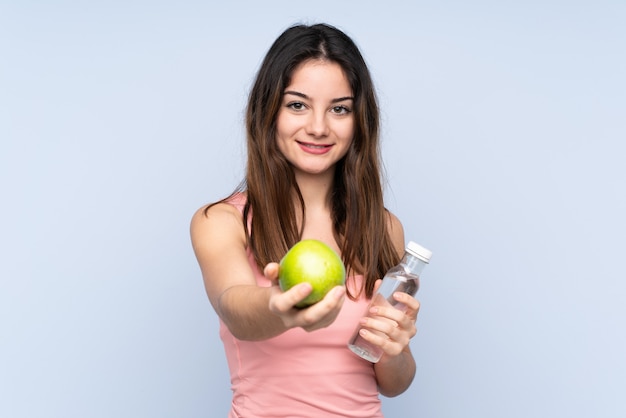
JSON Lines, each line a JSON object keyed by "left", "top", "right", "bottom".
{"left": 305, "top": 111, "right": 330, "bottom": 138}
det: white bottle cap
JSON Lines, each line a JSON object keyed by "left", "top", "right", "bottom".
{"left": 406, "top": 241, "right": 432, "bottom": 263}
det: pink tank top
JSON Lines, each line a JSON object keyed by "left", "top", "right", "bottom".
{"left": 219, "top": 194, "right": 383, "bottom": 418}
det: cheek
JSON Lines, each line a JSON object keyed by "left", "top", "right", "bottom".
{"left": 339, "top": 122, "right": 355, "bottom": 156}
{"left": 339, "top": 121, "right": 355, "bottom": 143}
{"left": 341, "top": 139, "right": 354, "bottom": 158}
{"left": 275, "top": 116, "right": 291, "bottom": 153}
{"left": 276, "top": 114, "right": 297, "bottom": 140}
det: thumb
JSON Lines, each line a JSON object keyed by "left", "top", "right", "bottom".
{"left": 264, "top": 262, "right": 280, "bottom": 283}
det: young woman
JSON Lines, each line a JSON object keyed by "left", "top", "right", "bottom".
{"left": 191, "top": 23, "right": 420, "bottom": 418}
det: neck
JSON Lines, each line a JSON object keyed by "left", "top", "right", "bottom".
{"left": 292, "top": 169, "right": 339, "bottom": 249}
{"left": 293, "top": 169, "right": 335, "bottom": 210}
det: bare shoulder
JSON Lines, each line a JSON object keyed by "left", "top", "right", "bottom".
{"left": 385, "top": 210, "right": 406, "bottom": 257}
{"left": 191, "top": 202, "right": 242, "bottom": 230}
{"left": 190, "top": 203, "right": 246, "bottom": 256}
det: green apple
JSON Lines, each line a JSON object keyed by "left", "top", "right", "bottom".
{"left": 278, "top": 239, "right": 346, "bottom": 308}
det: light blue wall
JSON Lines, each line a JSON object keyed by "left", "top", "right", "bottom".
{"left": 1, "top": 1, "right": 624, "bottom": 417}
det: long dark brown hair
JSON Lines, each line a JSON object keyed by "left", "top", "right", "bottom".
{"left": 208, "top": 23, "right": 399, "bottom": 299}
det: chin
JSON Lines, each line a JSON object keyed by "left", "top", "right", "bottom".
{"left": 294, "top": 165, "right": 333, "bottom": 176}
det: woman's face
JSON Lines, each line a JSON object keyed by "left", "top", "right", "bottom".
{"left": 276, "top": 59, "right": 354, "bottom": 178}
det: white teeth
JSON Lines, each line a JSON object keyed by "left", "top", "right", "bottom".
{"left": 304, "top": 144, "right": 326, "bottom": 149}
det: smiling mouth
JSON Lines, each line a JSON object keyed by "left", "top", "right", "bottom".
{"left": 297, "top": 141, "right": 332, "bottom": 149}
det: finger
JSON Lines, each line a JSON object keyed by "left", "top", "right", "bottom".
{"left": 363, "top": 316, "right": 413, "bottom": 351}
{"left": 324, "top": 285, "right": 346, "bottom": 304}
{"left": 269, "top": 282, "right": 313, "bottom": 313}
{"left": 308, "top": 286, "right": 345, "bottom": 312}
{"left": 356, "top": 328, "right": 404, "bottom": 357}
{"left": 298, "top": 286, "right": 345, "bottom": 323}
{"left": 367, "top": 305, "right": 416, "bottom": 340}
{"left": 392, "top": 293, "right": 420, "bottom": 318}
{"left": 293, "top": 286, "right": 344, "bottom": 332}
{"left": 361, "top": 314, "right": 401, "bottom": 338}
{"left": 369, "top": 304, "right": 405, "bottom": 325}
{"left": 264, "top": 262, "right": 280, "bottom": 282}
{"left": 391, "top": 292, "right": 419, "bottom": 310}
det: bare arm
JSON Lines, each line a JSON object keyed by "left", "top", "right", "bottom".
{"left": 367, "top": 212, "right": 419, "bottom": 396}
{"left": 190, "top": 202, "right": 345, "bottom": 341}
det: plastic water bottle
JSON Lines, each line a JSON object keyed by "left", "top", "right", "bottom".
{"left": 348, "top": 241, "right": 432, "bottom": 363}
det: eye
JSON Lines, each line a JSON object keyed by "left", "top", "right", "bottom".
{"left": 286, "top": 101, "right": 306, "bottom": 111}
{"left": 331, "top": 105, "right": 352, "bottom": 115}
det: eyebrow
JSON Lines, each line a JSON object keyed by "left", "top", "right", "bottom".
{"left": 283, "top": 90, "right": 354, "bottom": 103}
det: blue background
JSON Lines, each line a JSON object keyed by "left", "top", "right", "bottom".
{"left": 1, "top": 1, "right": 624, "bottom": 417}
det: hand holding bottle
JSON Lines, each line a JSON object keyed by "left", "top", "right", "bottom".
{"left": 348, "top": 241, "right": 432, "bottom": 363}
{"left": 355, "top": 286, "right": 421, "bottom": 359}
